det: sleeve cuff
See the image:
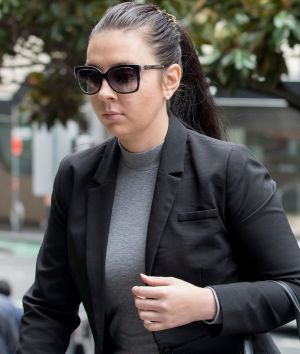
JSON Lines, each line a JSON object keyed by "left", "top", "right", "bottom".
{"left": 203, "top": 286, "right": 223, "bottom": 325}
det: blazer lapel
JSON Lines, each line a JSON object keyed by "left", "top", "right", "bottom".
{"left": 145, "top": 116, "right": 188, "bottom": 275}
{"left": 86, "top": 138, "right": 119, "bottom": 346}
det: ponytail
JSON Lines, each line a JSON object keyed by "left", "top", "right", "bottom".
{"left": 171, "top": 23, "right": 225, "bottom": 140}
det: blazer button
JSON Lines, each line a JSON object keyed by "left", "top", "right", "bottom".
{"left": 163, "top": 347, "right": 173, "bottom": 354}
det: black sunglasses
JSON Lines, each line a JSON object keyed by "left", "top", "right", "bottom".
{"left": 74, "top": 64, "right": 165, "bottom": 95}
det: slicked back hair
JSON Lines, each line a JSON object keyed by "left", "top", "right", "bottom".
{"left": 90, "top": 2, "right": 225, "bottom": 140}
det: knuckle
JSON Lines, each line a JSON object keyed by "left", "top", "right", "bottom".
{"left": 161, "top": 288, "right": 168, "bottom": 298}
{"left": 160, "top": 301, "right": 169, "bottom": 312}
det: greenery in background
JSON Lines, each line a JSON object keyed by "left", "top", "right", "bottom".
{"left": 0, "top": 0, "right": 300, "bottom": 127}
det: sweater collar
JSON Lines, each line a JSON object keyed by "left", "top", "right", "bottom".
{"left": 118, "top": 139, "right": 164, "bottom": 171}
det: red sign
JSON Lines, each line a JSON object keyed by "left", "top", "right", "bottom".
{"left": 11, "top": 136, "right": 23, "bottom": 156}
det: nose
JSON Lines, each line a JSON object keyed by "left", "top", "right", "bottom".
{"left": 96, "top": 78, "right": 117, "bottom": 100}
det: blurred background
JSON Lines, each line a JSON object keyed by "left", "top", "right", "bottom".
{"left": 0, "top": 0, "right": 299, "bottom": 353}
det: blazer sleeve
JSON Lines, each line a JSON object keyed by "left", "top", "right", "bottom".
{"left": 211, "top": 144, "right": 300, "bottom": 336}
{"left": 17, "top": 157, "right": 81, "bottom": 354}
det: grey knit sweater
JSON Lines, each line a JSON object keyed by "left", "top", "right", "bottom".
{"left": 104, "top": 141, "right": 163, "bottom": 354}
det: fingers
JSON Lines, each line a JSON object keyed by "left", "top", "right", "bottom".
{"left": 132, "top": 275, "right": 179, "bottom": 298}
{"left": 132, "top": 275, "right": 183, "bottom": 332}
{"left": 135, "top": 297, "right": 158, "bottom": 311}
{"left": 132, "top": 285, "right": 167, "bottom": 299}
{"left": 143, "top": 320, "right": 169, "bottom": 332}
{"left": 138, "top": 309, "right": 160, "bottom": 322}
{"left": 140, "top": 273, "right": 176, "bottom": 286}
{"left": 138, "top": 309, "right": 175, "bottom": 332}
{"left": 138, "top": 313, "right": 170, "bottom": 332}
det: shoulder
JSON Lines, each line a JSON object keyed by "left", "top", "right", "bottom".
{"left": 186, "top": 128, "right": 253, "bottom": 164}
{"left": 185, "top": 129, "right": 271, "bottom": 188}
{"left": 51, "top": 138, "right": 115, "bottom": 211}
{"left": 58, "top": 138, "right": 114, "bottom": 178}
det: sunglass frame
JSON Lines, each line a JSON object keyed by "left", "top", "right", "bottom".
{"left": 74, "top": 64, "right": 165, "bottom": 95}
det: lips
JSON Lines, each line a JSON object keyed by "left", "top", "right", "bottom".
{"left": 103, "top": 110, "right": 123, "bottom": 115}
{"left": 102, "top": 111, "right": 124, "bottom": 121}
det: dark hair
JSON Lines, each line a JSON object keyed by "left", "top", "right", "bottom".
{"left": 90, "top": 2, "right": 225, "bottom": 140}
{"left": 0, "top": 280, "right": 11, "bottom": 296}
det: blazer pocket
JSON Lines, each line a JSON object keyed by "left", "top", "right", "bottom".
{"left": 177, "top": 209, "right": 218, "bottom": 222}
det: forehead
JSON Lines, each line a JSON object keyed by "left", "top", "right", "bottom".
{"left": 86, "top": 29, "right": 155, "bottom": 69}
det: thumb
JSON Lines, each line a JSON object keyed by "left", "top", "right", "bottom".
{"left": 140, "top": 273, "right": 175, "bottom": 286}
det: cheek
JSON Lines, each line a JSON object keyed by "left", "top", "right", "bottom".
{"left": 135, "top": 82, "right": 164, "bottom": 109}
{"left": 116, "top": 95, "right": 141, "bottom": 117}
{"left": 123, "top": 96, "right": 152, "bottom": 121}
{"left": 141, "top": 80, "right": 164, "bottom": 108}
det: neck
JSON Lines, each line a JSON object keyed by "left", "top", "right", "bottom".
{"left": 119, "top": 112, "right": 169, "bottom": 153}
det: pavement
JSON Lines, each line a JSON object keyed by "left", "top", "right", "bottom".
{"left": 0, "top": 223, "right": 43, "bottom": 303}
{"left": 0, "top": 222, "right": 43, "bottom": 241}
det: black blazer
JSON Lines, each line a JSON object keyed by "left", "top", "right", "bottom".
{"left": 17, "top": 116, "right": 300, "bottom": 354}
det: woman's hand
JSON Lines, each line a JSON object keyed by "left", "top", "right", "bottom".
{"left": 132, "top": 273, "right": 217, "bottom": 332}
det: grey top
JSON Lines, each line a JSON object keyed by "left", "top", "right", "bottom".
{"left": 104, "top": 140, "right": 163, "bottom": 354}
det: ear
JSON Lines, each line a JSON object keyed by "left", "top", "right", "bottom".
{"left": 162, "top": 63, "right": 182, "bottom": 100}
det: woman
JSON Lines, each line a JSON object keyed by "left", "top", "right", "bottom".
{"left": 17, "top": 2, "right": 300, "bottom": 354}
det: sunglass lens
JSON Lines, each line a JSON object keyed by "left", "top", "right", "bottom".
{"left": 77, "top": 68, "right": 102, "bottom": 94}
{"left": 108, "top": 66, "right": 138, "bottom": 93}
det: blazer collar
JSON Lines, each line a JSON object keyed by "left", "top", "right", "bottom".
{"left": 91, "top": 113, "right": 187, "bottom": 185}
{"left": 146, "top": 114, "right": 188, "bottom": 274}
{"left": 92, "top": 138, "right": 119, "bottom": 185}
{"left": 158, "top": 113, "right": 187, "bottom": 175}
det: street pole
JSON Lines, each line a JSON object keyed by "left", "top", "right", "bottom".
{"left": 10, "top": 106, "right": 25, "bottom": 232}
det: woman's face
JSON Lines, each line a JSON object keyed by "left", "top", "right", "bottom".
{"left": 86, "top": 29, "right": 169, "bottom": 150}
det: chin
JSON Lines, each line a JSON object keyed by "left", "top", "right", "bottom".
{"left": 105, "top": 125, "right": 131, "bottom": 140}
